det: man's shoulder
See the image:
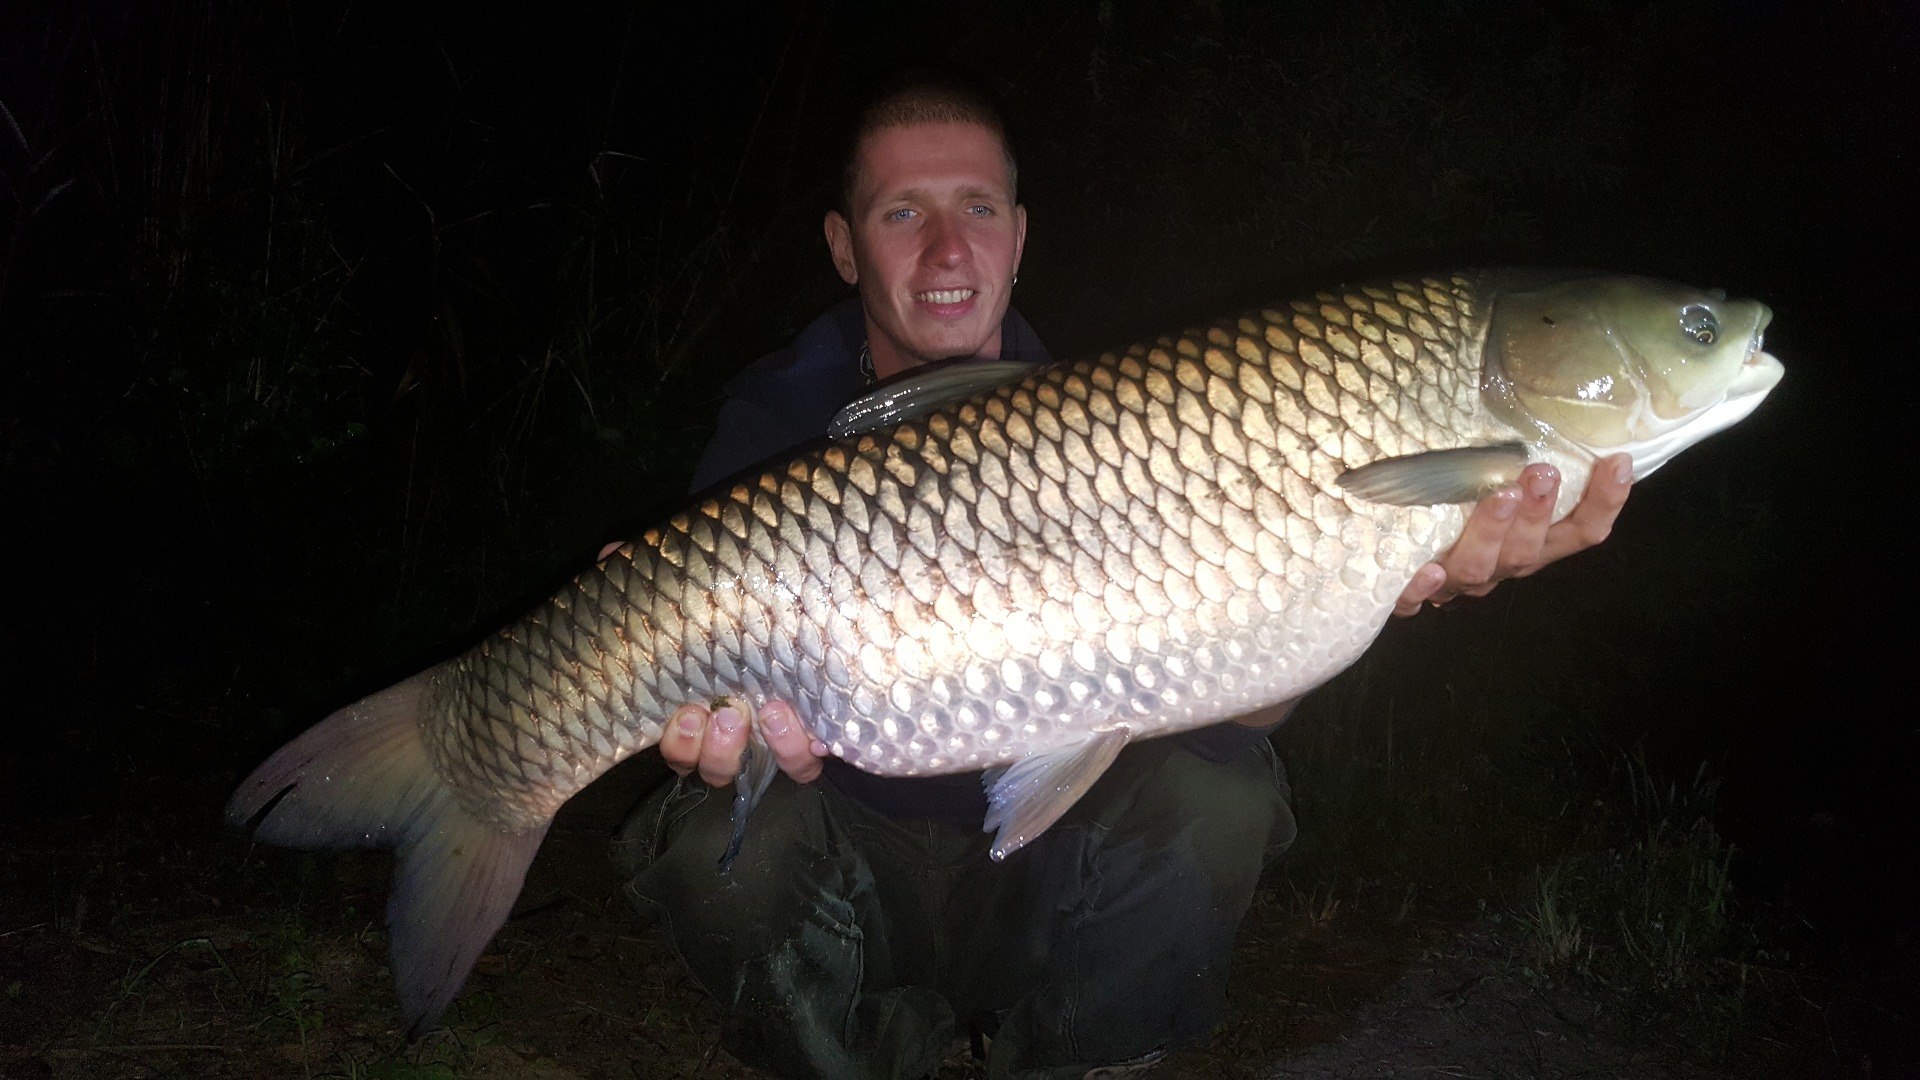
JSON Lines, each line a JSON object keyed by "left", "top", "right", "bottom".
{"left": 722, "top": 298, "right": 867, "bottom": 407}
{"left": 688, "top": 299, "right": 867, "bottom": 493}
{"left": 999, "top": 305, "right": 1052, "bottom": 367}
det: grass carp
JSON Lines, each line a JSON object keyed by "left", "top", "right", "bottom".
{"left": 229, "top": 270, "right": 1782, "bottom": 1033}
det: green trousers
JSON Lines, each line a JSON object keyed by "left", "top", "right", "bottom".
{"left": 611, "top": 737, "right": 1295, "bottom": 1080}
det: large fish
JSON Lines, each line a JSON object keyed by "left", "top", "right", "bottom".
{"left": 229, "top": 270, "right": 1782, "bottom": 1033}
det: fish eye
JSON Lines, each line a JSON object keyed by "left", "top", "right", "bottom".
{"left": 1679, "top": 304, "right": 1718, "bottom": 346}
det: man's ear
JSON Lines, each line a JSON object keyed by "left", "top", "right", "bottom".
{"left": 1012, "top": 203, "right": 1028, "bottom": 278}
{"left": 824, "top": 211, "right": 858, "bottom": 286}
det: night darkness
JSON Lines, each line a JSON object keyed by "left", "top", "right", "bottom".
{"left": 3, "top": 1, "right": 1917, "bottom": 1077}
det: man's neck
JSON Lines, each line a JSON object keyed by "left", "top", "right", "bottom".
{"left": 866, "top": 323, "right": 1004, "bottom": 382}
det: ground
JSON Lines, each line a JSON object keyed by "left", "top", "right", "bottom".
{"left": 2, "top": 733, "right": 1900, "bottom": 1080}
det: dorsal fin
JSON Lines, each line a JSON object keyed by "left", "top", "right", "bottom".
{"left": 828, "top": 360, "right": 1035, "bottom": 438}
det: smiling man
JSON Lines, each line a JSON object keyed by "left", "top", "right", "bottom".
{"left": 825, "top": 116, "right": 1026, "bottom": 380}
{"left": 612, "top": 70, "right": 1630, "bottom": 1080}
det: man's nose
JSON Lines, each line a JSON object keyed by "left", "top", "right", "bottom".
{"left": 922, "top": 213, "right": 968, "bottom": 268}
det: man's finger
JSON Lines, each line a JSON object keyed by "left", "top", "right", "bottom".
{"left": 696, "top": 701, "right": 751, "bottom": 787}
{"left": 759, "top": 700, "right": 824, "bottom": 784}
{"left": 1393, "top": 562, "right": 1447, "bottom": 617}
{"left": 1540, "top": 453, "right": 1632, "bottom": 565}
{"left": 1436, "top": 485, "right": 1520, "bottom": 595}
{"left": 659, "top": 704, "right": 708, "bottom": 777}
{"left": 1495, "top": 464, "right": 1560, "bottom": 579}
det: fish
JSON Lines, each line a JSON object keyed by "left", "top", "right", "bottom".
{"left": 228, "top": 270, "right": 1783, "bottom": 1033}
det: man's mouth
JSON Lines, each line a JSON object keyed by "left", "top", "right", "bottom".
{"left": 915, "top": 288, "right": 976, "bottom": 305}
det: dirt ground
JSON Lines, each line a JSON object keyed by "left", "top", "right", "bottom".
{"left": 0, "top": 745, "right": 1903, "bottom": 1080}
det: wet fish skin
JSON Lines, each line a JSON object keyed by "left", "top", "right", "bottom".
{"left": 431, "top": 277, "right": 1492, "bottom": 818}
{"left": 228, "top": 270, "right": 1782, "bottom": 1032}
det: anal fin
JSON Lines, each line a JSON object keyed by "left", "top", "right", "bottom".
{"left": 718, "top": 707, "right": 778, "bottom": 873}
{"left": 982, "top": 726, "right": 1132, "bottom": 860}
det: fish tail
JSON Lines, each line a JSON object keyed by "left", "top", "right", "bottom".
{"left": 226, "top": 673, "right": 548, "bottom": 1037}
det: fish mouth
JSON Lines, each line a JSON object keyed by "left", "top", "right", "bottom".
{"left": 1732, "top": 304, "right": 1783, "bottom": 402}
{"left": 1733, "top": 347, "right": 1785, "bottom": 399}
{"left": 1625, "top": 341, "right": 1783, "bottom": 481}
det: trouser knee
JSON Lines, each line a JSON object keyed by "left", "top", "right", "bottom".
{"left": 611, "top": 776, "right": 956, "bottom": 1079}
{"left": 969, "top": 739, "right": 1296, "bottom": 1073}
{"left": 613, "top": 775, "right": 850, "bottom": 940}
{"left": 1102, "top": 738, "right": 1296, "bottom": 885}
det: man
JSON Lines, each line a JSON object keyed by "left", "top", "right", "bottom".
{"left": 612, "top": 72, "right": 1632, "bottom": 1079}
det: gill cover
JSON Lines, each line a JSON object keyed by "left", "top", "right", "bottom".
{"left": 1483, "top": 275, "right": 1782, "bottom": 478}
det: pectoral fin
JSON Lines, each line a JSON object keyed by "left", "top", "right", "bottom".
{"left": 1336, "top": 443, "right": 1531, "bottom": 505}
{"left": 828, "top": 360, "right": 1035, "bottom": 438}
{"left": 981, "top": 726, "right": 1132, "bottom": 860}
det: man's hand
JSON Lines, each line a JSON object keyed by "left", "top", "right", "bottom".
{"left": 1394, "top": 452, "right": 1633, "bottom": 617}
{"left": 658, "top": 697, "right": 830, "bottom": 787}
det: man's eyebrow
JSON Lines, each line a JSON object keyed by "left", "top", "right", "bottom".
{"left": 954, "top": 185, "right": 1010, "bottom": 202}
{"left": 868, "top": 184, "right": 1011, "bottom": 207}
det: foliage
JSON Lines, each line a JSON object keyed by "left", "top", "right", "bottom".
{"left": 1523, "top": 758, "right": 1746, "bottom": 975}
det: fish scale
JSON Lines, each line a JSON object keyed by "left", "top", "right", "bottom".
{"left": 229, "top": 270, "right": 1782, "bottom": 1032}
{"left": 419, "top": 275, "right": 1483, "bottom": 829}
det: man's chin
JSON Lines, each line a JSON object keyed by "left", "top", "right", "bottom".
{"left": 903, "top": 323, "right": 1001, "bottom": 363}
{"left": 922, "top": 347, "right": 996, "bottom": 367}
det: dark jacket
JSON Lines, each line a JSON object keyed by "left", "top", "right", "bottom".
{"left": 690, "top": 298, "right": 1049, "bottom": 493}
{"left": 694, "top": 298, "right": 1279, "bottom": 817}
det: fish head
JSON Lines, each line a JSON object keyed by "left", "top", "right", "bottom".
{"left": 1484, "top": 274, "right": 1784, "bottom": 479}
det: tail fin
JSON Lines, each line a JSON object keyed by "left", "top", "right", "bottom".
{"left": 227, "top": 673, "right": 549, "bottom": 1036}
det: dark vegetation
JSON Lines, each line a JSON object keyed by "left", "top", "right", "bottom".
{"left": 3, "top": 1, "right": 1915, "bottom": 1077}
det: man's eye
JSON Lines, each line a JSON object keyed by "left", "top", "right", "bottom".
{"left": 886, "top": 208, "right": 916, "bottom": 223}
{"left": 967, "top": 204, "right": 993, "bottom": 217}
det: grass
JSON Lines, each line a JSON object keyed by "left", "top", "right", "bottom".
{"left": 1282, "top": 880, "right": 1344, "bottom": 930}
{"left": 1261, "top": 533, "right": 1789, "bottom": 1066}
{"left": 1510, "top": 757, "right": 1769, "bottom": 1062}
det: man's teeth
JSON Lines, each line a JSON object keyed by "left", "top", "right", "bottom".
{"left": 916, "top": 289, "right": 975, "bottom": 304}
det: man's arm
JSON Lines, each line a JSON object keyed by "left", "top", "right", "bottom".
{"left": 1394, "top": 453, "right": 1633, "bottom": 616}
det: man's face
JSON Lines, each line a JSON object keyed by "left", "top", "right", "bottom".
{"left": 825, "top": 120, "right": 1026, "bottom": 377}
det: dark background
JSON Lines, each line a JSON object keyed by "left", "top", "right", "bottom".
{"left": 2, "top": 0, "right": 1915, "bottom": 1042}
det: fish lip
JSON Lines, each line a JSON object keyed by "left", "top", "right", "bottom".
{"left": 1732, "top": 302, "right": 1780, "bottom": 393}
{"left": 1734, "top": 349, "right": 1785, "bottom": 397}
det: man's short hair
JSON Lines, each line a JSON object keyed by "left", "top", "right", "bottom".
{"left": 835, "top": 68, "right": 1018, "bottom": 219}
